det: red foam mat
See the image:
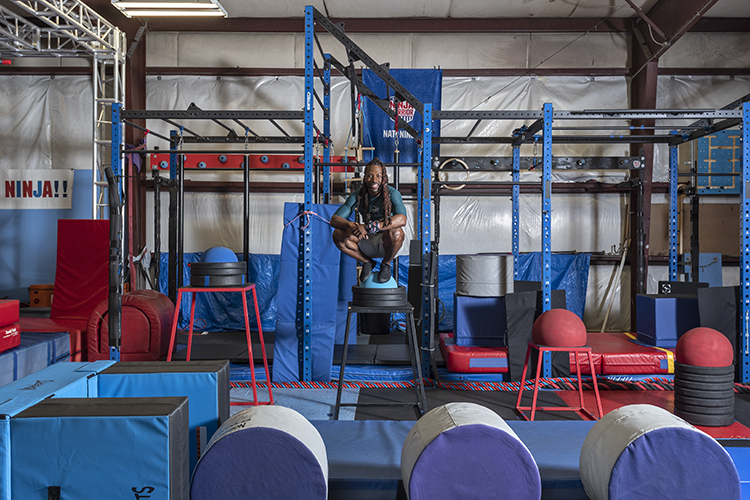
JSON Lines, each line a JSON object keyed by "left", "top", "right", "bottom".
{"left": 0, "top": 300, "right": 19, "bottom": 327}
{"left": 50, "top": 219, "right": 108, "bottom": 321}
{"left": 440, "top": 334, "right": 508, "bottom": 373}
{"left": 19, "top": 317, "right": 86, "bottom": 361}
{"left": 0, "top": 323, "right": 20, "bottom": 354}
{"left": 441, "top": 332, "right": 673, "bottom": 375}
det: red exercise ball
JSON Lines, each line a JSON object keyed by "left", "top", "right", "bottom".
{"left": 532, "top": 308, "right": 587, "bottom": 347}
{"left": 676, "top": 327, "right": 733, "bottom": 367}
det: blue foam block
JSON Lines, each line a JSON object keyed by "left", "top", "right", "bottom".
{"left": 11, "top": 397, "right": 189, "bottom": 500}
{"left": 636, "top": 294, "right": 700, "bottom": 347}
{"left": 97, "top": 361, "right": 229, "bottom": 473}
{"left": 453, "top": 294, "right": 507, "bottom": 346}
{"left": 0, "top": 361, "right": 115, "bottom": 500}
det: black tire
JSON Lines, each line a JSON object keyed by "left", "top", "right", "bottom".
{"left": 352, "top": 286, "right": 407, "bottom": 308}
{"left": 673, "top": 370, "right": 734, "bottom": 384}
{"left": 191, "top": 262, "right": 247, "bottom": 275}
{"left": 674, "top": 409, "right": 734, "bottom": 427}
{"left": 674, "top": 362, "right": 734, "bottom": 376}
{"left": 190, "top": 275, "right": 245, "bottom": 287}
{"left": 674, "top": 378, "right": 736, "bottom": 392}
{"left": 674, "top": 386, "right": 735, "bottom": 400}
{"left": 674, "top": 393, "right": 735, "bottom": 407}
{"left": 674, "top": 401, "right": 735, "bottom": 415}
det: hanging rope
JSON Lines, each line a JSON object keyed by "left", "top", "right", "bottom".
{"left": 284, "top": 210, "right": 332, "bottom": 230}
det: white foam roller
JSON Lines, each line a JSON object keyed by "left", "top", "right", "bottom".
{"left": 401, "top": 402, "right": 541, "bottom": 500}
{"left": 579, "top": 404, "right": 740, "bottom": 500}
{"left": 456, "top": 254, "right": 514, "bottom": 297}
{"left": 191, "top": 405, "right": 328, "bottom": 500}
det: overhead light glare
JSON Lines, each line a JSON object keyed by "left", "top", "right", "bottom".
{"left": 112, "top": 0, "right": 227, "bottom": 18}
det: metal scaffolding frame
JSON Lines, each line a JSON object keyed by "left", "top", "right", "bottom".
{"left": 305, "top": 6, "right": 750, "bottom": 381}
{"left": 0, "top": 0, "right": 126, "bottom": 220}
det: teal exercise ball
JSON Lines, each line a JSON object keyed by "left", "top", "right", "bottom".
{"left": 200, "top": 246, "right": 238, "bottom": 263}
{"left": 360, "top": 273, "right": 398, "bottom": 289}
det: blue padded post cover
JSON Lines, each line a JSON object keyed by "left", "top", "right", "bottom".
{"left": 274, "top": 203, "right": 346, "bottom": 381}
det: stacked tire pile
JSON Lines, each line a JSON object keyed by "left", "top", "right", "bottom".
{"left": 191, "top": 246, "right": 247, "bottom": 287}
{"left": 674, "top": 327, "right": 735, "bottom": 427}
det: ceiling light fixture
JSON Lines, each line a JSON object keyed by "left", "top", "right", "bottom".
{"left": 112, "top": 0, "right": 227, "bottom": 18}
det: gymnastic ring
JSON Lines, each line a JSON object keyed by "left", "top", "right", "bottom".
{"left": 437, "top": 158, "right": 470, "bottom": 191}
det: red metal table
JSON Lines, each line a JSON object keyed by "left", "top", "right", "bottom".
{"left": 515, "top": 341, "right": 602, "bottom": 421}
{"left": 167, "top": 284, "right": 273, "bottom": 406}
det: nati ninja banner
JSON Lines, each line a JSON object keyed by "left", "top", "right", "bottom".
{"left": 1, "top": 169, "right": 74, "bottom": 209}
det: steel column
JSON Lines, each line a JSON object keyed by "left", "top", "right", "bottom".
{"left": 669, "top": 145, "right": 679, "bottom": 281}
{"left": 512, "top": 146, "right": 520, "bottom": 278}
{"left": 741, "top": 103, "right": 750, "bottom": 382}
{"left": 420, "top": 104, "right": 433, "bottom": 377}
{"left": 541, "top": 103, "right": 553, "bottom": 378}
{"left": 323, "top": 54, "right": 332, "bottom": 203}
{"left": 300, "top": 5, "right": 315, "bottom": 381}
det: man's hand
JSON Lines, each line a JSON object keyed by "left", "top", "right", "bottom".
{"left": 351, "top": 222, "right": 368, "bottom": 240}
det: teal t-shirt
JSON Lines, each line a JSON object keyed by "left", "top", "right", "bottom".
{"left": 334, "top": 185, "right": 406, "bottom": 222}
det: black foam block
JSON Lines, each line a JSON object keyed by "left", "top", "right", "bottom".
{"left": 697, "top": 286, "right": 740, "bottom": 381}
{"left": 506, "top": 289, "right": 568, "bottom": 382}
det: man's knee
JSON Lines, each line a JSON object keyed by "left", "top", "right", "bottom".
{"left": 384, "top": 227, "right": 405, "bottom": 247}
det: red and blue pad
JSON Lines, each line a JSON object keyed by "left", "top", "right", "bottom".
{"left": 11, "top": 397, "right": 189, "bottom": 500}
{"left": 97, "top": 360, "right": 229, "bottom": 473}
{"left": 440, "top": 334, "right": 508, "bottom": 373}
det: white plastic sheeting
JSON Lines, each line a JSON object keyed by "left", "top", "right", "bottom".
{"left": 0, "top": 75, "right": 92, "bottom": 172}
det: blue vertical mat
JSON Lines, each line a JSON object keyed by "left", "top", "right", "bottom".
{"left": 274, "top": 203, "right": 344, "bottom": 381}
{"left": 515, "top": 253, "right": 591, "bottom": 319}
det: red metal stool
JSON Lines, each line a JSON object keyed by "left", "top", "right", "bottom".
{"left": 166, "top": 283, "right": 273, "bottom": 406}
{"left": 515, "top": 341, "right": 602, "bottom": 421}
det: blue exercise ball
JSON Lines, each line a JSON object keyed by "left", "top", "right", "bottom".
{"left": 360, "top": 273, "right": 398, "bottom": 289}
{"left": 200, "top": 246, "right": 238, "bottom": 263}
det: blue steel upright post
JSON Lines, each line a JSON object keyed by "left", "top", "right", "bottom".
{"left": 420, "top": 103, "right": 433, "bottom": 377}
{"left": 541, "top": 103, "right": 553, "bottom": 377}
{"left": 109, "top": 103, "right": 124, "bottom": 361}
{"left": 512, "top": 145, "right": 520, "bottom": 279}
{"left": 300, "top": 5, "right": 314, "bottom": 381}
{"left": 741, "top": 102, "right": 750, "bottom": 382}
{"left": 323, "top": 54, "right": 332, "bottom": 202}
{"left": 669, "top": 145, "right": 679, "bottom": 281}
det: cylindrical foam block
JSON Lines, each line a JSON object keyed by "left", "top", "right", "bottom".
{"left": 532, "top": 308, "right": 587, "bottom": 346}
{"left": 191, "top": 406, "right": 328, "bottom": 500}
{"left": 401, "top": 402, "right": 541, "bottom": 500}
{"left": 676, "top": 327, "right": 734, "bottom": 367}
{"left": 456, "top": 254, "right": 514, "bottom": 297}
{"left": 580, "top": 404, "right": 740, "bottom": 500}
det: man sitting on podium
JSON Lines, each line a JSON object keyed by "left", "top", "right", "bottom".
{"left": 331, "top": 158, "right": 407, "bottom": 283}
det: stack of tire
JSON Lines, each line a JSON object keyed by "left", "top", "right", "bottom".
{"left": 191, "top": 246, "right": 247, "bottom": 287}
{"left": 674, "top": 327, "right": 735, "bottom": 427}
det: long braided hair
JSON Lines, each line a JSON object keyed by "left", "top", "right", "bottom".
{"left": 357, "top": 157, "right": 392, "bottom": 226}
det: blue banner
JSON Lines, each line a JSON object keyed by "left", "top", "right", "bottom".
{"left": 362, "top": 69, "right": 441, "bottom": 164}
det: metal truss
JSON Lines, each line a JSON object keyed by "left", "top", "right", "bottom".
{"left": 3, "top": 0, "right": 121, "bottom": 56}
